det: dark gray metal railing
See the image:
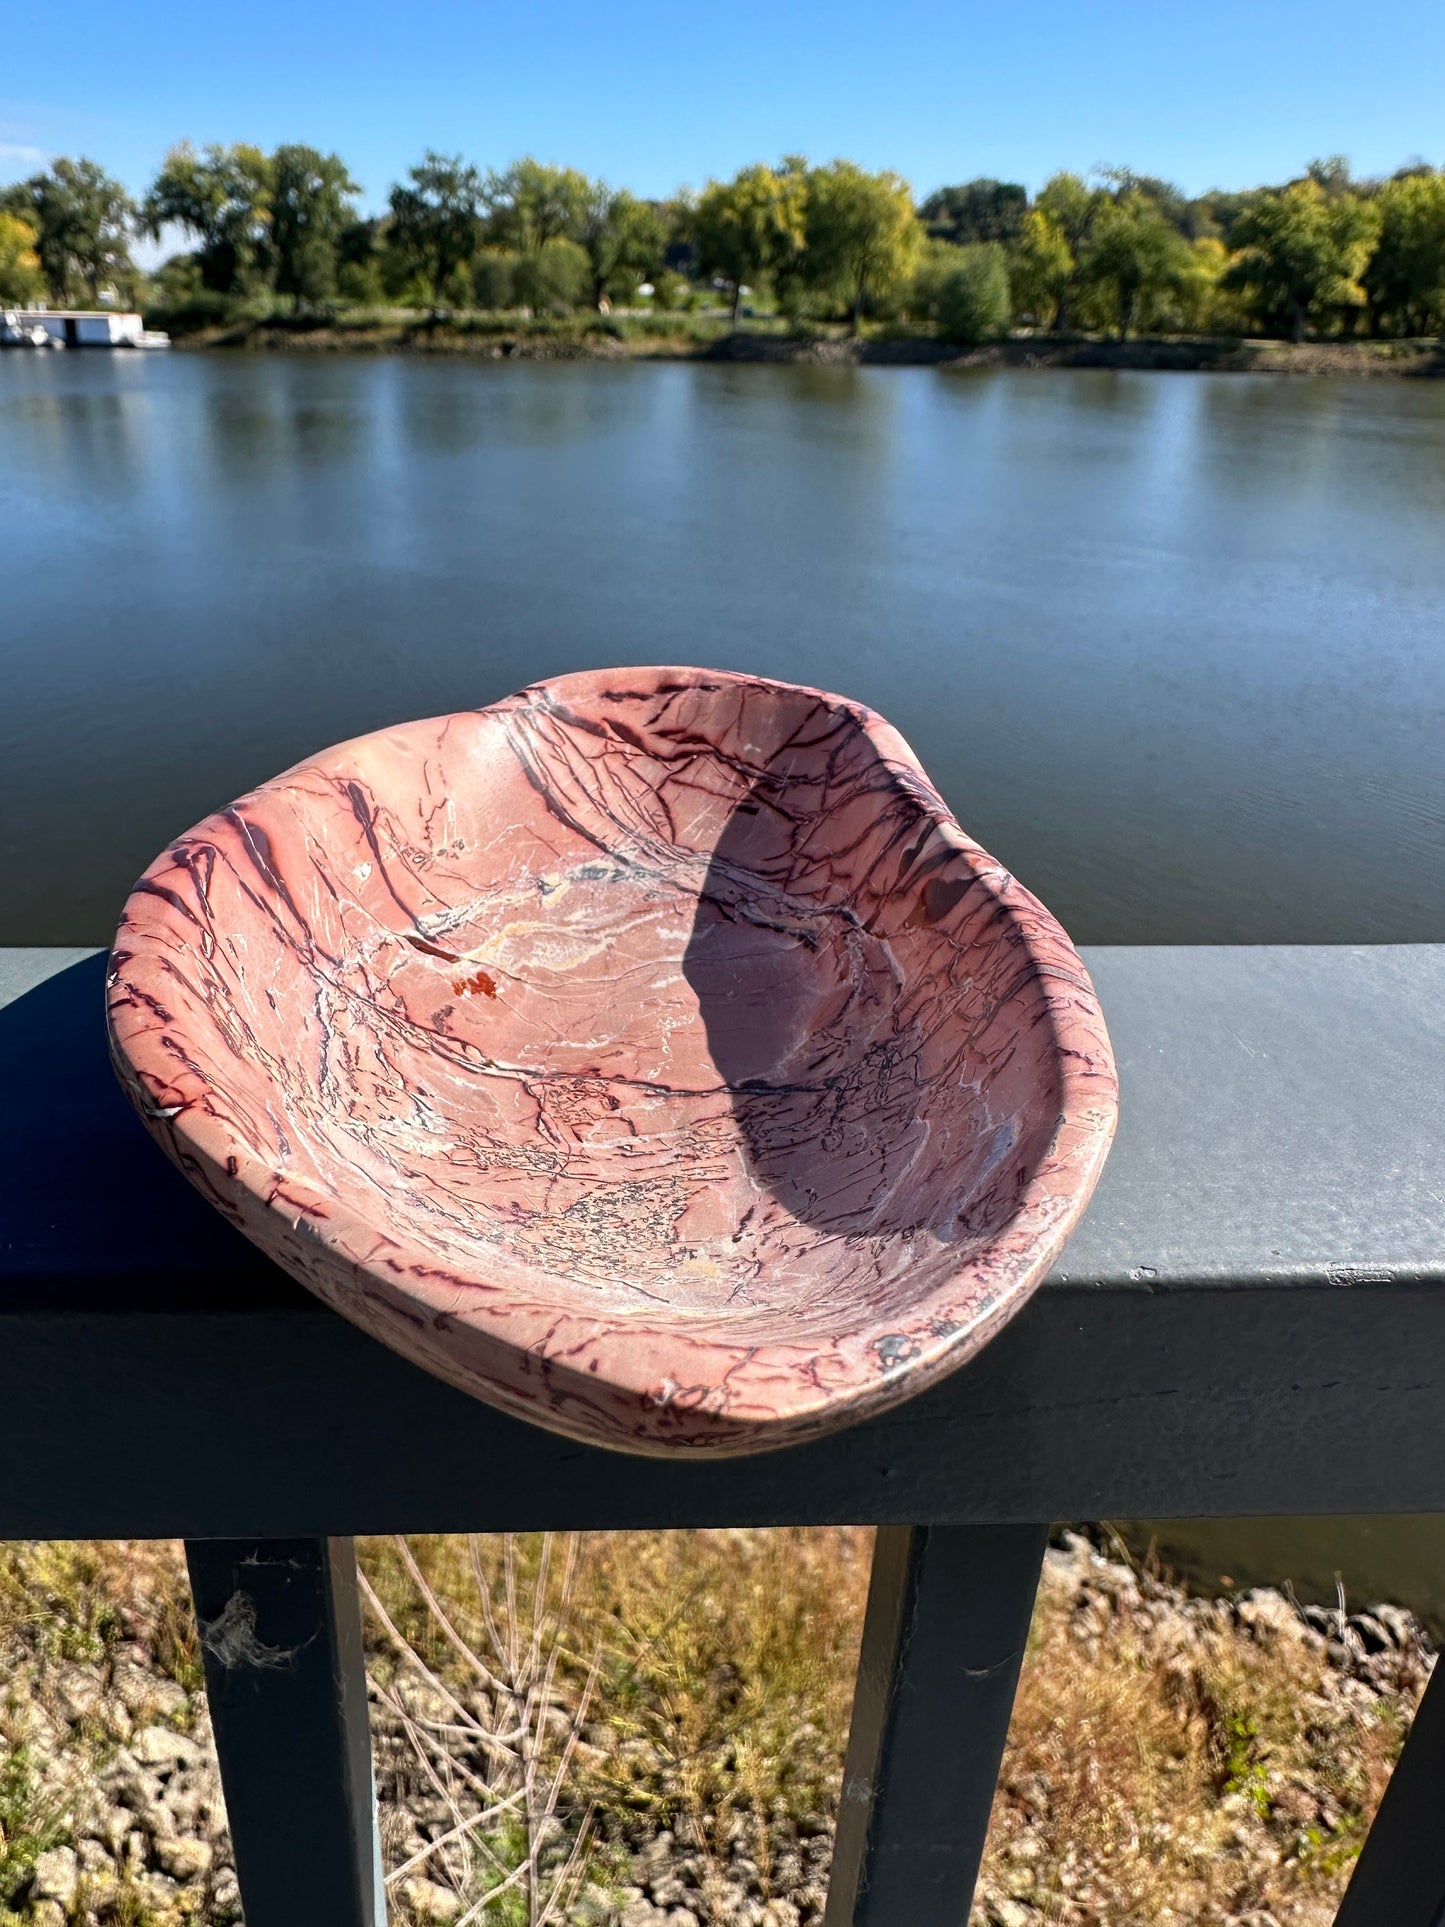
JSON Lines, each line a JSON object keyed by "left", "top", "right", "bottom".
{"left": 2, "top": 943, "right": 1442, "bottom": 1926}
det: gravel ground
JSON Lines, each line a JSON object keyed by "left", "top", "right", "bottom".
{"left": 0, "top": 1533, "right": 1433, "bottom": 1925}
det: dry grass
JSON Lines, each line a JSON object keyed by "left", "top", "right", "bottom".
{"left": 0, "top": 1544, "right": 198, "bottom": 1689}
{"left": 363, "top": 1528, "right": 871, "bottom": 1920}
{"left": 0, "top": 1528, "right": 1431, "bottom": 1925}
{"left": 989, "top": 1539, "right": 1422, "bottom": 1926}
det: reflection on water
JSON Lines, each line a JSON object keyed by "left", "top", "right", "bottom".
{"left": 2, "top": 352, "right": 1443, "bottom": 944}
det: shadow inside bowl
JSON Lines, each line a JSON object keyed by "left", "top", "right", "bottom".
{"left": 681, "top": 751, "right": 1062, "bottom": 1260}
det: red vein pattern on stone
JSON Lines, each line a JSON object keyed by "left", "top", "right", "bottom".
{"left": 107, "top": 667, "right": 1118, "bottom": 1456}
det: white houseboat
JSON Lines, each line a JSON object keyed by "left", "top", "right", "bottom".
{"left": 1, "top": 309, "right": 169, "bottom": 349}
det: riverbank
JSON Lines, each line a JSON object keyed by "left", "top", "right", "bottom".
{"left": 167, "top": 312, "right": 1445, "bottom": 376}
{"left": 0, "top": 1529, "right": 1430, "bottom": 1925}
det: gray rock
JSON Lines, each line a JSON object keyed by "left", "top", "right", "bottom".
{"left": 399, "top": 1875, "right": 462, "bottom": 1921}
{"left": 159, "top": 1775, "right": 207, "bottom": 1834}
{"left": 102, "top": 1748, "right": 165, "bottom": 1812}
{"left": 771, "top": 1851, "right": 803, "bottom": 1892}
{"left": 112, "top": 1663, "right": 189, "bottom": 1722}
{"left": 697, "top": 1889, "right": 749, "bottom": 1925}
{"left": 621, "top": 1898, "right": 670, "bottom": 1927}
{"left": 114, "top": 1777, "right": 170, "bottom": 1836}
{"left": 132, "top": 1723, "right": 201, "bottom": 1769}
{"left": 102, "top": 1696, "right": 134, "bottom": 1742}
{"left": 77, "top": 1871, "right": 121, "bottom": 1913}
{"left": 54, "top": 1664, "right": 105, "bottom": 1725}
{"left": 31, "top": 1845, "right": 80, "bottom": 1906}
{"left": 1353, "top": 1612, "right": 1396, "bottom": 1655}
{"left": 77, "top": 1837, "right": 115, "bottom": 1873}
{"left": 97, "top": 1803, "right": 135, "bottom": 1852}
{"left": 1236, "top": 1590, "right": 1303, "bottom": 1644}
{"left": 155, "top": 1834, "right": 214, "bottom": 1879}
{"left": 1370, "top": 1603, "right": 1418, "bottom": 1647}
{"left": 636, "top": 1830, "right": 676, "bottom": 1878}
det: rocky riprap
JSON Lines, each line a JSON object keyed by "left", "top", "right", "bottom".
{"left": 0, "top": 1534, "right": 1435, "bottom": 1926}
{"left": 1, "top": 1654, "right": 232, "bottom": 1925}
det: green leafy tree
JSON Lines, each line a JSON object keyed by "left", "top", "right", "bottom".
{"left": 0, "top": 211, "right": 44, "bottom": 302}
{"left": 335, "top": 217, "right": 386, "bottom": 306}
{"left": 801, "top": 161, "right": 922, "bottom": 332}
{"left": 577, "top": 184, "right": 665, "bottom": 309}
{"left": 387, "top": 152, "right": 485, "bottom": 312}
{"left": 657, "top": 190, "right": 700, "bottom": 280}
{"left": 484, "top": 160, "right": 590, "bottom": 253}
{"left": 1365, "top": 170, "right": 1445, "bottom": 336}
{"left": 1224, "top": 179, "right": 1381, "bottom": 340}
{"left": 1079, "top": 191, "right": 1195, "bottom": 338}
{"left": 513, "top": 239, "right": 591, "bottom": 314}
{"left": 649, "top": 268, "right": 689, "bottom": 310}
{"left": 4, "top": 159, "right": 136, "bottom": 303}
{"left": 914, "top": 240, "right": 1011, "bottom": 343}
{"left": 920, "top": 179, "right": 1028, "bottom": 247}
{"left": 693, "top": 162, "right": 807, "bottom": 323}
{"left": 145, "top": 143, "right": 273, "bottom": 295}
{"left": 269, "top": 145, "right": 360, "bottom": 310}
{"left": 142, "top": 251, "right": 213, "bottom": 322}
{"left": 471, "top": 249, "right": 519, "bottom": 310}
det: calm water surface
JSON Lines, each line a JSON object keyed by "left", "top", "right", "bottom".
{"left": 3, "top": 352, "right": 1443, "bottom": 944}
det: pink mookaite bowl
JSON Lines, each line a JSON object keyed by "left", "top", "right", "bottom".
{"left": 108, "top": 668, "right": 1117, "bottom": 1456}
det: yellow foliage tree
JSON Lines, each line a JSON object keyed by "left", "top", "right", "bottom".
{"left": 0, "top": 212, "right": 44, "bottom": 303}
{"left": 1008, "top": 207, "right": 1074, "bottom": 328}
{"left": 693, "top": 162, "right": 807, "bottom": 325}
{"left": 1224, "top": 180, "right": 1380, "bottom": 341}
{"left": 1365, "top": 170, "right": 1445, "bottom": 336}
{"left": 801, "top": 161, "right": 922, "bottom": 333}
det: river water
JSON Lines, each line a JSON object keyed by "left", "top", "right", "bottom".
{"left": 4, "top": 351, "right": 1444, "bottom": 946}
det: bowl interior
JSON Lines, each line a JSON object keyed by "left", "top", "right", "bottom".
{"left": 150, "top": 676, "right": 1063, "bottom": 1346}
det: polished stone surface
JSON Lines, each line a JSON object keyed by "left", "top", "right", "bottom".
{"left": 107, "top": 668, "right": 1116, "bottom": 1454}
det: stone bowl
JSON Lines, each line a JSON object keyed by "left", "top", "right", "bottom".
{"left": 107, "top": 667, "right": 1117, "bottom": 1456}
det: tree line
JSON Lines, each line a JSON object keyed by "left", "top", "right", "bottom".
{"left": 2, "top": 144, "right": 1444, "bottom": 344}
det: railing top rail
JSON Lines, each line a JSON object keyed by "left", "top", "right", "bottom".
{"left": 1, "top": 943, "right": 1442, "bottom": 1537}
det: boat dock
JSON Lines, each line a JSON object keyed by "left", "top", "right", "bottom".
{"left": 1, "top": 308, "right": 170, "bottom": 349}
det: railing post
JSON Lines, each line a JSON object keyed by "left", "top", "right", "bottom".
{"left": 1333, "top": 1636, "right": 1445, "bottom": 1927}
{"left": 185, "top": 1536, "right": 387, "bottom": 1925}
{"left": 824, "top": 1522, "right": 1048, "bottom": 1927}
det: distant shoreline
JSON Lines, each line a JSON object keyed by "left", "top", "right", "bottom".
{"left": 171, "top": 317, "right": 1445, "bottom": 378}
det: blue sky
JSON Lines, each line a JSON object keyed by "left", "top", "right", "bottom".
{"left": 3, "top": 0, "right": 1440, "bottom": 210}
